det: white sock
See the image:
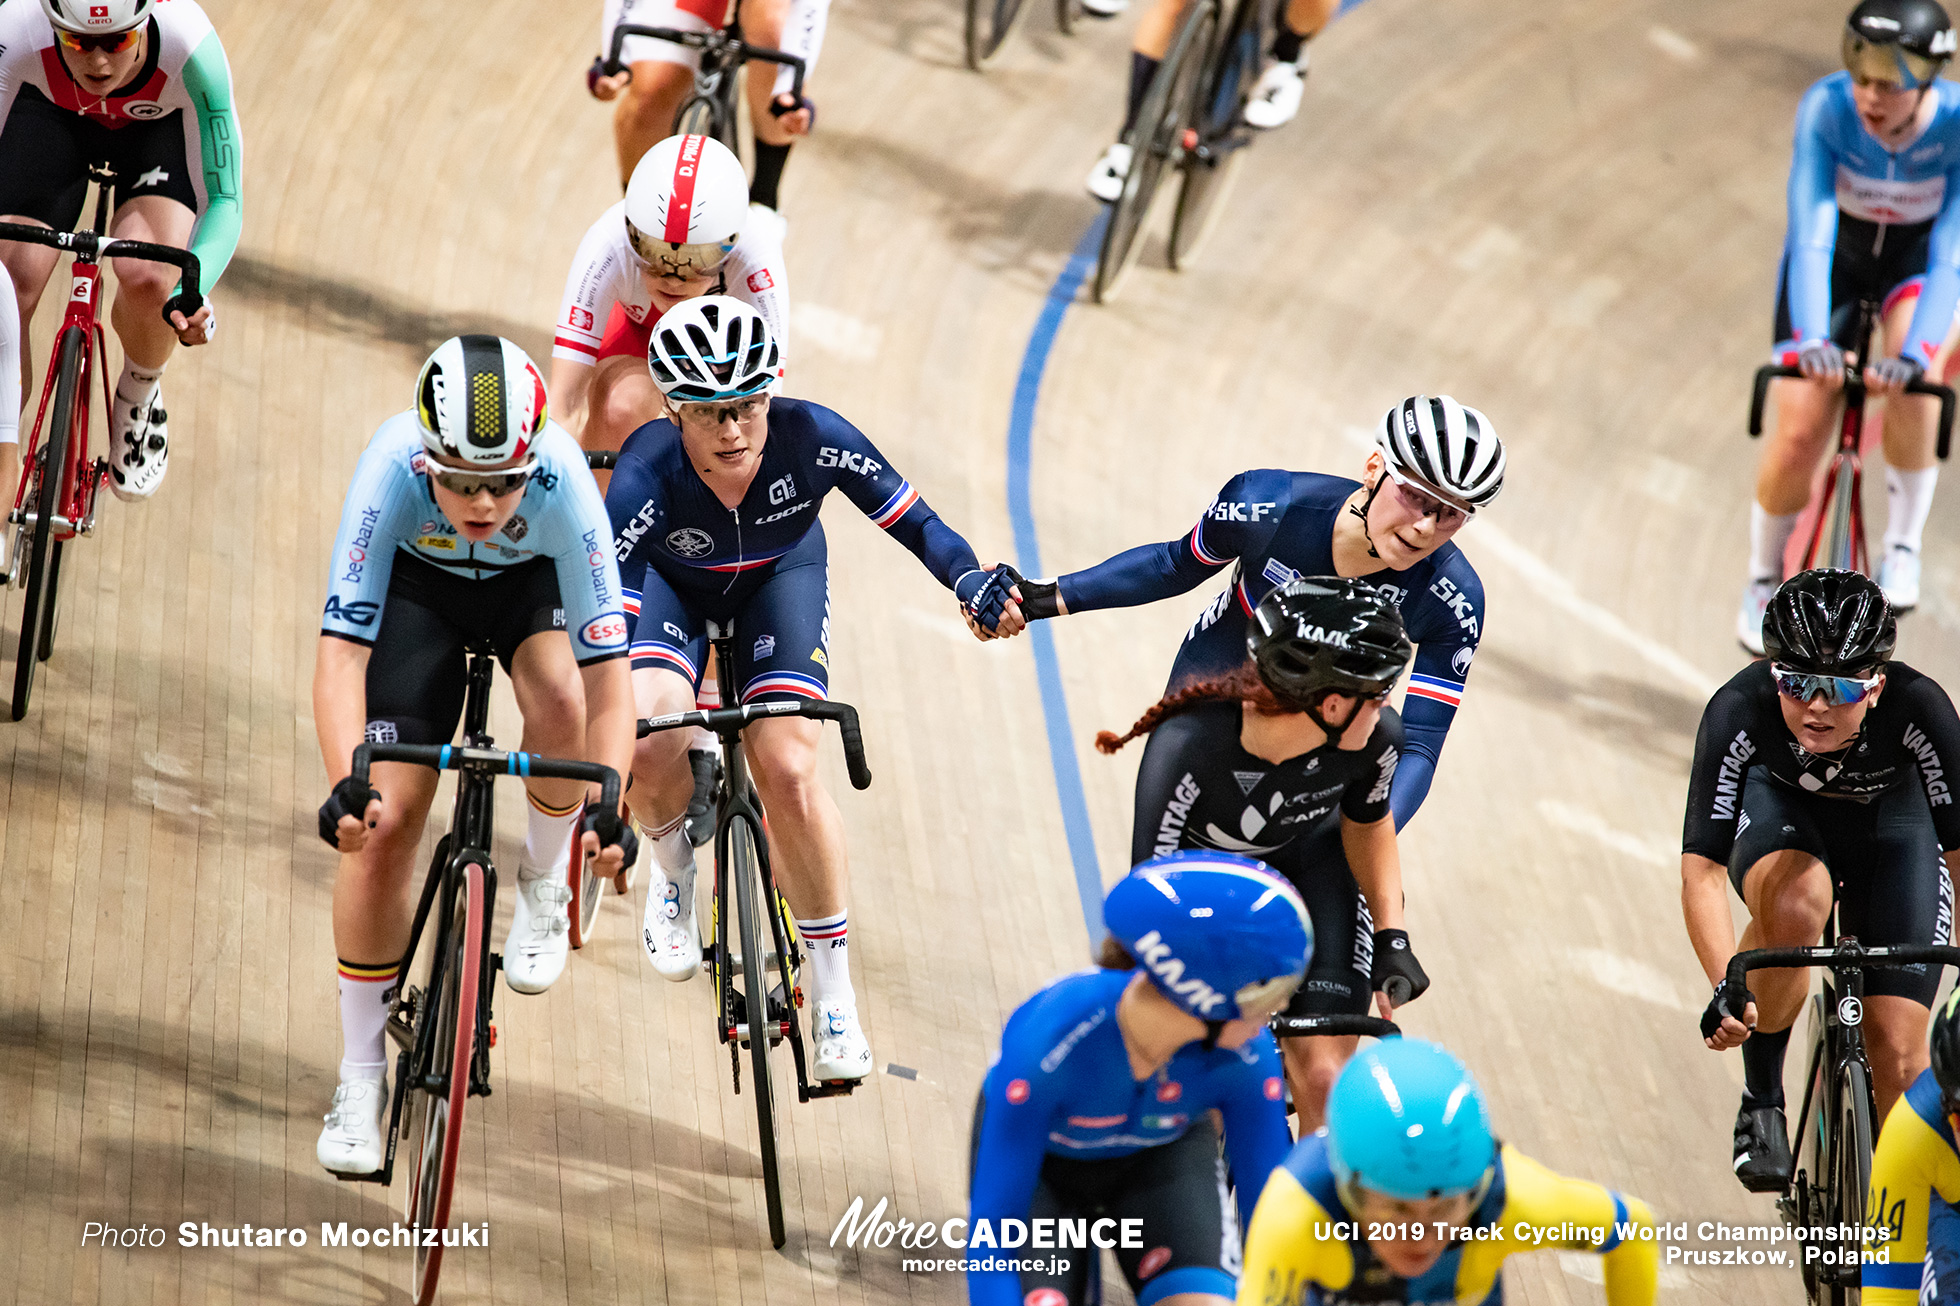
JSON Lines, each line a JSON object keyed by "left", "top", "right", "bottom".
{"left": 337, "top": 960, "right": 396, "bottom": 1082}
{"left": 693, "top": 677, "right": 722, "bottom": 753}
{"left": 115, "top": 357, "right": 164, "bottom": 410}
{"left": 641, "top": 812, "right": 691, "bottom": 876}
{"left": 1885, "top": 465, "right": 1939, "bottom": 553}
{"left": 796, "top": 911, "right": 853, "bottom": 1008}
{"left": 1749, "top": 503, "right": 1800, "bottom": 582}
{"left": 524, "top": 792, "right": 582, "bottom": 870}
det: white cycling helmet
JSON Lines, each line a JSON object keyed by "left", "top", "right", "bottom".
{"left": 414, "top": 335, "right": 548, "bottom": 467}
{"left": 41, "top": 0, "right": 152, "bottom": 33}
{"left": 1374, "top": 395, "right": 1505, "bottom": 514}
{"left": 648, "top": 296, "right": 781, "bottom": 404}
{"left": 625, "top": 134, "right": 749, "bottom": 279}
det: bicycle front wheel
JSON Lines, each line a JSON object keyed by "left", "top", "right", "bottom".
{"left": 1827, "top": 1057, "right": 1874, "bottom": 1306}
{"left": 402, "top": 859, "right": 485, "bottom": 1306}
{"left": 568, "top": 842, "right": 604, "bottom": 949}
{"left": 1169, "top": 8, "right": 1257, "bottom": 270}
{"left": 1094, "top": 0, "right": 1217, "bottom": 303}
{"left": 673, "top": 92, "right": 734, "bottom": 153}
{"left": 13, "top": 325, "right": 80, "bottom": 720}
{"left": 1821, "top": 458, "right": 1861, "bottom": 575}
{"left": 966, "top": 0, "right": 1031, "bottom": 69}
{"left": 731, "top": 812, "right": 786, "bottom": 1248}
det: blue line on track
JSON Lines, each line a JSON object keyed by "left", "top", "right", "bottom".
{"left": 1005, "top": 214, "right": 1108, "bottom": 940}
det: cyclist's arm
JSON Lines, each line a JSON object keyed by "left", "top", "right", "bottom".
{"left": 1898, "top": 673, "right": 1960, "bottom": 852}
{"left": 968, "top": 1071, "right": 1056, "bottom": 1306}
{"left": 1129, "top": 710, "right": 1200, "bottom": 864}
{"left": 549, "top": 215, "right": 632, "bottom": 423}
{"left": 313, "top": 634, "right": 371, "bottom": 786}
{"left": 1863, "top": 1079, "right": 1960, "bottom": 1305}
{"left": 1393, "top": 631, "right": 1479, "bottom": 829}
{"left": 1679, "top": 687, "right": 1755, "bottom": 982}
{"left": 1786, "top": 82, "right": 1841, "bottom": 349}
{"left": 1902, "top": 166, "right": 1960, "bottom": 369}
{"left": 580, "top": 655, "right": 635, "bottom": 796}
{"left": 1238, "top": 1163, "right": 1346, "bottom": 1306}
{"left": 1482, "top": 1147, "right": 1657, "bottom": 1306}
{"left": 1341, "top": 719, "right": 1403, "bottom": 929}
{"left": 814, "top": 410, "right": 980, "bottom": 586}
{"left": 0, "top": 271, "right": 17, "bottom": 445}
{"left": 728, "top": 233, "right": 790, "bottom": 368}
{"left": 1055, "top": 471, "right": 1273, "bottom": 615}
{"left": 1213, "top": 1039, "right": 1293, "bottom": 1221}
{"left": 178, "top": 30, "right": 243, "bottom": 292}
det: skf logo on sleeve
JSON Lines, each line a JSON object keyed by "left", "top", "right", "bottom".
{"left": 748, "top": 269, "right": 775, "bottom": 293}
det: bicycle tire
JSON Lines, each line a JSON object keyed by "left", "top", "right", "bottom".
{"left": 568, "top": 842, "right": 603, "bottom": 949}
{"left": 39, "top": 542, "right": 62, "bottom": 662}
{"left": 1094, "top": 0, "right": 1217, "bottom": 304}
{"left": 1822, "top": 459, "right": 1860, "bottom": 574}
{"left": 12, "top": 326, "right": 79, "bottom": 720}
{"left": 1169, "top": 6, "right": 1258, "bottom": 271}
{"left": 403, "top": 860, "right": 484, "bottom": 1306}
{"left": 731, "top": 813, "right": 786, "bottom": 1248}
{"left": 1828, "top": 1057, "right": 1874, "bottom": 1306}
{"left": 673, "top": 91, "right": 735, "bottom": 154}
{"left": 966, "top": 0, "right": 1031, "bottom": 70}
{"left": 1054, "top": 0, "right": 1085, "bottom": 37}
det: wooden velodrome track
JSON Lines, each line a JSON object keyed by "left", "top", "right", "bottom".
{"left": 0, "top": 0, "right": 1934, "bottom": 1301}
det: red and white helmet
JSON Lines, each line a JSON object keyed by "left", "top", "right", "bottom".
{"left": 41, "top": 0, "right": 152, "bottom": 33}
{"left": 414, "top": 336, "right": 548, "bottom": 467}
{"left": 624, "top": 134, "right": 749, "bottom": 279}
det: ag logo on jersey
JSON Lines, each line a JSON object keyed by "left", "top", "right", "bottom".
{"left": 665, "top": 528, "right": 713, "bottom": 558}
{"left": 323, "top": 594, "right": 380, "bottom": 627}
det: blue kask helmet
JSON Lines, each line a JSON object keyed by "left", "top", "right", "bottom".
{"left": 1326, "top": 1038, "right": 1497, "bottom": 1201}
{"left": 1103, "top": 852, "right": 1313, "bottom": 1022}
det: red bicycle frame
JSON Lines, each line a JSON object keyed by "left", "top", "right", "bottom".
{"left": 12, "top": 259, "right": 113, "bottom": 543}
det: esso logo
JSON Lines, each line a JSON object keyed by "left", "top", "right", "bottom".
{"left": 1004, "top": 1078, "right": 1030, "bottom": 1105}
{"left": 1839, "top": 995, "right": 1864, "bottom": 1027}
{"left": 581, "top": 614, "right": 627, "bottom": 647}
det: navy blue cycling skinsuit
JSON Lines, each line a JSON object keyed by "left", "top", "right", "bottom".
{"left": 1055, "top": 471, "right": 1483, "bottom": 828}
{"left": 969, "top": 967, "right": 1292, "bottom": 1306}
{"left": 604, "top": 397, "right": 980, "bottom": 701}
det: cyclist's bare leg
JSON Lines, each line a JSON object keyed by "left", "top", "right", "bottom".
{"left": 107, "top": 195, "right": 195, "bottom": 371}
{"left": 331, "top": 761, "right": 442, "bottom": 967}
{"left": 1279, "top": 1032, "right": 1357, "bottom": 1132}
{"left": 744, "top": 715, "right": 847, "bottom": 920}
{"left": 1866, "top": 995, "right": 1933, "bottom": 1120}
{"left": 586, "top": 356, "right": 662, "bottom": 461}
{"left": 742, "top": 0, "right": 814, "bottom": 146}
{"left": 1134, "top": 0, "right": 1192, "bottom": 61}
{"left": 548, "top": 357, "right": 595, "bottom": 449}
{"left": 1279, "top": 0, "right": 1338, "bottom": 39}
{"left": 0, "top": 218, "right": 60, "bottom": 396}
{"left": 1757, "top": 377, "right": 1842, "bottom": 515}
{"left": 614, "top": 59, "right": 693, "bottom": 187}
{"left": 631, "top": 665, "right": 702, "bottom": 831}
{"left": 1738, "top": 850, "right": 1835, "bottom": 1035}
{"left": 1877, "top": 295, "right": 1940, "bottom": 473}
{"left": 510, "top": 631, "right": 592, "bottom": 827}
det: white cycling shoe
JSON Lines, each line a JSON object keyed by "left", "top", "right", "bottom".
{"left": 317, "top": 1073, "right": 388, "bottom": 1176}
{"left": 1086, "top": 142, "right": 1133, "bottom": 203}
{"left": 504, "top": 860, "right": 573, "bottom": 995}
{"left": 1882, "top": 544, "right": 1923, "bottom": 611}
{"left": 642, "top": 852, "right": 702, "bottom": 982}
{"left": 811, "top": 998, "right": 873, "bottom": 1081}
{"left": 1081, "top": 0, "right": 1128, "bottom": 14}
{"left": 1736, "top": 576, "right": 1777, "bottom": 656}
{"left": 110, "top": 387, "right": 168, "bottom": 502}
{"left": 1242, "top": 59, "right": 1306, "bottom": 129}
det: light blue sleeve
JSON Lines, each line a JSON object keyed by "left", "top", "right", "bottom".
{"left": 541, "top": 432, "right": 629, "bottom": 664}
{"left": 320, "top": 429, "right": 419, "bottom": 642}
{"left": 1788, "top": 80, "right": 1843, "bottom": 346}
{"left": 1904, "top": 163, "right": 1960, "bottom": 367}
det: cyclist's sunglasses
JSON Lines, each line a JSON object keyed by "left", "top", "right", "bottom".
{"left": 1770, "top": 664, "right": 1884, "bottom": 707}
{"left": 428, "top": 460, "right": 536, "bottom": 498}
{"left": 1844, "top": 31, "right": 1943, "bottom": 91}
{"left": 674, "top": 395, "right": 767, "bottom": 428}
{"left": 1380, "top": 467, "right": 1469, "bottom": 525}
{"left": 55, "top": 27, "right": 141, "bottom": 54}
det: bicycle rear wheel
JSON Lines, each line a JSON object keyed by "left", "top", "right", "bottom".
{"left": 731, "top": 812, "right": 786, "bottom": 1248}
{"left": 13, "top": 326, "right": 80, "bottom": 720}
{"left": 402, "top": 860, "right": 484, "bottom": 1306}
{"left": 1094, "top": 0, "right": 1217, "bottom": 303}
{"left": 567, "top": 838, "right": 603, "bottom": 949}
{"left": 1169, "top": 8, "right": 1258, "bottom": 270}
{"left": 1826, "top": 1057, "right": 1873, "bottom": 1306}
{"left": 674, "top": 91, "right": 734, "bottom": 153}
{"left": 966, "top": 0, "right": 1031, "bottom": 69}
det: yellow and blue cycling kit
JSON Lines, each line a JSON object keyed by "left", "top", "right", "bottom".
{"left": 1865, "top": 1066, "right": 1960, "bottom": 1304}
{"left": 1239, "top": 1133, "right": 1658, "bottom": 1306}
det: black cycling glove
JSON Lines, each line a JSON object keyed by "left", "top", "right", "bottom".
{"left": 1701, "top": 976, "right": 1756, "bottom": 1040}
{"left": 1371, "top": 929, "right": 1430, "bottom": 1005}
{"left": 318, "top": 775, "right": 377, "bottom": 848}
{"left": 582, "top": 803, "right": 640, "bottom": 870}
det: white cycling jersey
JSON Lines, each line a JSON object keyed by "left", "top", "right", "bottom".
{"left": 551, "top": 199, "right": 789, "bottom": 367}
{"left": 601, "top": 0, "right": 829, "bottom": 98}
{"left": 0, "top": 273, "right": 17, "bottom": 446}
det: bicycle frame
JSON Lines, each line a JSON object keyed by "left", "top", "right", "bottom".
{"left": 604, "top": 9, "right": 807, "bottom": 144}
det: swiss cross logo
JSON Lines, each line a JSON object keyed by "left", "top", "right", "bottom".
{"left": 90, "top": 4, "right": 109, "bottom": 15}
{"left": 747, "top": 269, "right": 774, "bottom": 293}
{"left": 569, "top": 307, "right": 593, "bottom": 331}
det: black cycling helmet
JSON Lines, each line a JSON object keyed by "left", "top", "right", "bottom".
{"left": 1846, "top": 0, "right": 1956, "bottom": 88}
{"left": 1761, "top": 569, "right": 1897, "bottom": 675}
{"left": 1247, "top": 578, "right": 1413, "bottom": 716}
{"left": 1933, "top": 987, "right": 1960, "bottom": 1114}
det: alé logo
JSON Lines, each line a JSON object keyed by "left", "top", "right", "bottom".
{"left": 1130, "top": 930, "right": 1226, "bottom": 1016}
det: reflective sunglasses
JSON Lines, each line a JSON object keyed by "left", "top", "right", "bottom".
{"left": 625, "top": 226, "right": 735, "bottom": 280}
{"left": 1381, "top": 469, "right": 1468, "bottom": 526}
{"left": 55, "top": 26, "right": 141, "bottom": 54}
{"left": 1844, "top": 30, "right": 1944, "bottom": 91}
{"left": 1771, "top": 663, "right": 1884, "bottom": 707}
{"left": 674, "top": 395, "right": 767, "bottom": 428}
{"left": 428, "top": 460, "right": 536, "bottom": 498}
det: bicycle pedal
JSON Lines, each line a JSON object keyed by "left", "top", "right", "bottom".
{"left": 492, "top": 951, "right": 504, "bottom": 972}
{"left": 331, "top": 1167, "right": 390, "bottom": 1185}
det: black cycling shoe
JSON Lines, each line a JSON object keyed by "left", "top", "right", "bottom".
{"left": 684, "top": 749, "right": 721, "bottom": 848}
{"left": 1733, "top": 1101, "right": 1794, "bottom": 1193}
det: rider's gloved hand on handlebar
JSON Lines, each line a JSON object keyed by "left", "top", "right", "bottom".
{"left": 587, "top": 55, "right": 630, "bottom": 100}
{"left": 1370, "top": 929, "right": 1429, "bottom": 1010}
{"left": 581, "top": 801, "right": 640, "bottom": 881}
{"left": 319, "top": 775, "right": 382, "bottom": 852}
{"left": 1867, "top": 354, "right": 1925, "bottom": 393}
{"left": 1796, "top": 338, "right": 1845, "bottom": 381}
{"left": 1701, "top": 975, "right": 1757, "bottom": 1049}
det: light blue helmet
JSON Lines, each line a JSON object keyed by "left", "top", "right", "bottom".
{"left": 1326, "top": 1038, "right": 1496, "bottom": 1201}
{"left": 1103, "top": 852, "right": 1313, "bottom": 1022}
